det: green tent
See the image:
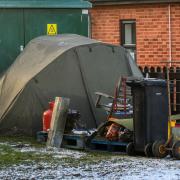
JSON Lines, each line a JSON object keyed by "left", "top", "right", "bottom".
{"left": 0, "top": 34, "right": 142, "bottom": 135}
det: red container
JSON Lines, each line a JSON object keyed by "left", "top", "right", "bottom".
{"left": 43, "top": 101, "right": 54, "bottom": 132}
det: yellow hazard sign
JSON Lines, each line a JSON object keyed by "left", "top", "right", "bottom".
{"left": 47, "top": 24, "right": 58, "bottom": 35}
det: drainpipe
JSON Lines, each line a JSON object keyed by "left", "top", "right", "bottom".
{"left": 88, "top": 13, "right": 92, "bottom": 38}
{"left": 168, "top": 4, "right": 172, "bottom": 67}
{"left": 167, "top": 4, "right": 172, "bottom": 117}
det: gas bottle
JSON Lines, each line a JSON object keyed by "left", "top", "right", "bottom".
{"left": 43, "top": 101, "right": 54, "bottom": 132}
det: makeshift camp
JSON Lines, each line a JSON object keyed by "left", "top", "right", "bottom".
{"left": 0, "top": 34, "right": 142, "bottom": 135}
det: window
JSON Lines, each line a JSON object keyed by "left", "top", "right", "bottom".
{"left": 121, "top": 20, "right": 136, "bottom": 61}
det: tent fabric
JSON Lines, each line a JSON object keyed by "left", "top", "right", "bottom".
{"left": 109, "top": 118, "right": 133, "bottom": 131}
{"left": 0, "top": 34, "right": 142, "bottom": 135}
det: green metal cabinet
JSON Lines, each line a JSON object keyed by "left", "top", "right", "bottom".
{"left": 24, "top": 9, "right": 88, "bottom": 44}
{"left": 0, "top": 0, "right": 91, "bottom": 74}
{"left": 0, "top": 9, "right": 24, "bottom": 72}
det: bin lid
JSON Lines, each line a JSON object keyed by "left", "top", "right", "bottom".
{"left": 127, "top": 78, "right": 167, "bottom": 87}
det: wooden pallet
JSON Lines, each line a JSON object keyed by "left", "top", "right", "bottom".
{"left": 36, "top": 131, "right": 48, "bottom": 142}
{"left": 62, "top": 134, "right": 87, "bottom": 150}
{"left": 37, "top": 132, "right": 128, "bottom": 153}
{"left": 89, "top": 138, "right": 128, "bottom": 152}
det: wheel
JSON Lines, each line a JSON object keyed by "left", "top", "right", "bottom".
{"left": 152, "top": 140, "right": 168, "bottom": 158}
{"left": 126, "top": 142, "right": 135, "bottom": 156}
{"left": 172, "top": 141, "right": 180, "bottom": 160}
{"left": 169, "top": 150, "right": 173, "bottom": 158}
{"left": 144, "top": 143, "right": 153, "bottom": 157}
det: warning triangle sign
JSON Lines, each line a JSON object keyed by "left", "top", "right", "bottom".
{"left": 47, "top": 24, "right": 57, "bottom": 35}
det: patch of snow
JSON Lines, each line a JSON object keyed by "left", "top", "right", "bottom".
{"left": 0, "top": 142, "right": 179, "bottom": 179}
{"left": 72, "top": 129, "right": 96, "bottom": 135}
{"left": 0, "top": 155, "right": 179, "bottom": 180}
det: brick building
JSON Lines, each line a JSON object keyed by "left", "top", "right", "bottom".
{"left": 89, "top": 0, "right": 180, "bottom": 68}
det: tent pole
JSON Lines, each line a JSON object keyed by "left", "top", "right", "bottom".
{"left": 74, "top": 49, "right": 98, "bottom": 128}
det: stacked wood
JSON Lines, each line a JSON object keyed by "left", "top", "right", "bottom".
{"left": 47, "top": 97, "right": 70, "bottom": 148}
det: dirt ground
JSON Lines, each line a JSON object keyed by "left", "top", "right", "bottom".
{"left": 0, "top": 142, "right": 179, "bottom": 180}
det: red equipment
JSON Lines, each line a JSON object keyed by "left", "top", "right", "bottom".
{"left": 43, "top": 101, "right": 54, "bottom": 131}
{"left": 106, "top": 123, "right": 120, "bottom": 141}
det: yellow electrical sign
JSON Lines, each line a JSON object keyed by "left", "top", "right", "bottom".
{"left": 47, "top": 24, "right": 58, "bottom": 36}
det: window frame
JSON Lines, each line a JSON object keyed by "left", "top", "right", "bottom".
{"left": 120, "top": 19, "right": 136, "bottom": 61}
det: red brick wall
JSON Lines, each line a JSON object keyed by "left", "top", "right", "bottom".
{"left": 90, "top": 3, "right": 180, "bottom": 67}
{"left": 171, "top": 4, "right": 180, "bottom": 64}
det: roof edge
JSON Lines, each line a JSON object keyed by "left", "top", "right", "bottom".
{"left": 0, "top": 1, "right": 92, "bottom": 9}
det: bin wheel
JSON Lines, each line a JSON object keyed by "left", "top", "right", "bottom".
{"left": 169, "top": 151, "right": 173, "bottom": 158}
{"left": 172, "top": 141, "right": 180, "bottom": 160}
{"left": 144, "top": 143, "right": 153, "bottom": 157}
{"left": 152, "top": 140, "right": 168, "bottom": 158}
{"left": 126, "top": 142, "right": 135, "bottom": 156}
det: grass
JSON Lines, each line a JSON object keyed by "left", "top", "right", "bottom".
{"left": 0, "top": 135, "right": 45, "bottom": 148}
{"left": 0, "top": 136, "right": 120, "bottom": 168}
{"left": 0, "top": 136, "right": 50, "bottom": 168}
{"left": 0, "top": 145, "right": 39, "bottom": 167}
{"left": 0, "top": 144, "right": 54, "bottom": 168}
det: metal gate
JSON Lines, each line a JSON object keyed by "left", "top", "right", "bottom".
{"left": 139, "top": 65, "right": 180, "bottom": 115}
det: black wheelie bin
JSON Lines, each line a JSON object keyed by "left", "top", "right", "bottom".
{"left": 126, "top": 78, "right": 169, "bottom": 158}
